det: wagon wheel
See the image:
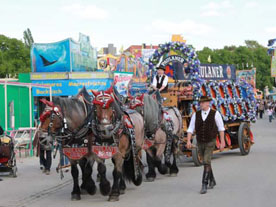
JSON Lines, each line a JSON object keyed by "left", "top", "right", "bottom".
{"left": 238, "top": 122, "right": 251, "bottom": 155}
{"left": 192, "top": 138, "right": 203, "bottom": 166}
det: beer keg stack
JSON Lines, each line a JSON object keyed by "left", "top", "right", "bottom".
{"left": 190, "top": 80, "right": 257, "bottom": 122}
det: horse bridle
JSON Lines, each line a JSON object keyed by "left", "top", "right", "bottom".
{"left": 39, "top": 105, "right": 67, "bottom": 139}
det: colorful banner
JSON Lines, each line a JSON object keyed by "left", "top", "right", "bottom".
{"left": 31, "top": 39, "right": 71, "bottom": 72}
{"left": 114, "top": 72, "right": 133, "bottom": 97}
{"left": 70, "top": 34, "right": 97, "bottom": 72}
{"left": 271, "top": 51, "right": 276, "bottom": 77}
{"left": 32, "top": 79, "right": 112, "bottom": 96}
{"left": 31, "top": 34, "right": 97, "bottom": 73}
{"left": 236, "top": 68, "right": 256, "bottom": 88}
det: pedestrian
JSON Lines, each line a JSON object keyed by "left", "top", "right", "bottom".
{"left": 256, "top": 101, "right": 259, "bottom": 118}
{"left": 267, "top": 106, "right": 273, "bottom": 123}
{"left": 186, "top": 95, "right": 225, "bottom": 194}
{"left": 259, "top": 100, "right": 265, "bottom": 119}
{"left": 39, "top": 132, "right": 53, "bottom": 175}
{"left": 55, "top": 142, "right": 70, "bottom": 172}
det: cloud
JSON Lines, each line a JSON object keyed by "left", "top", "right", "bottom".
{"left": 151, "top": 20, "right": 214, "bottom": 36}
{"left": 265, "top": 27, "right": 276, "bottom": 34}
{"left": 245, "top": 2, "right": 259, "bottom": 8}
{"left": 62, "top": 3, "right": 108, "bottom": 20}
{"left": 201, "top": 1, "right": 233, "bottom": 17}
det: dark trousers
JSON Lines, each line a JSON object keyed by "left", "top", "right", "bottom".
{"left": 269, "top": 115, "right": 273, "bottom": 122}
{"left": 40, "top": 148, "right": 52, "bottom": 171}
{"left": 259, "top": 110, "right": 264, "bottom": 119}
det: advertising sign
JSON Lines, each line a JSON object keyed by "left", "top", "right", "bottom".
{"left": 31, "top": 34, "right": 97, "bottom": 73}
{"left": 31, "top": 39, "right": 71, "bottom": 72}
{"left": 114, "top": 72, "right": 133, "bottom": 97}
{"left": 236, "top": 68, "right": 256, "bottom": 88}
{"left": 32, "top": 79, "right": 113, "bottom": 96}
{"left": 165, "top": 63, "right": 236, "bottom": 81}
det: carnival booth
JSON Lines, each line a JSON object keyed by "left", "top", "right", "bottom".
{"left": 97, "top": 54, "right": 118, "bottom": 71}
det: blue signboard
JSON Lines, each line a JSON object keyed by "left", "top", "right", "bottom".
{"left": 199, "top": 64, "right": 236, "bottom": 81}
{"left": 31, "top": 34, "right": 97, "bottom": 73}
{"left": 31, "top": 39, "right": 71, "bottom": 72}
{"left": 32, "top": 79, "right": 113, "bottom": 96}
{"left": 167, "top": 63, "right": 236, "bottom": 81}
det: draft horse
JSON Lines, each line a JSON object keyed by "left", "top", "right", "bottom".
{"left": 91, "top": 87, "right": 144, "bottom": 201}
{"left": 38, "top": 96, "right": 100, "bottom": 201}
{"left": 129, "top": 92, "right": 182, "bottom": 181}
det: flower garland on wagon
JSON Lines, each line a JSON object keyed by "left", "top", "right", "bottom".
{"left": 147, "top": 41, "right": 256, "bottom": 122}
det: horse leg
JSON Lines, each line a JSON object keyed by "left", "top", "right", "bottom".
{"left": 169, "top": 141, "right": 179, "bottom": 176}
{"left": 145, "top": 149, "right": 156, "bottom": 182}
{"left": 71, "top": 162, "right": 81, "bottom": 201}
{"left": 154, "top": 144, "right": 169, "bottom": 176}
{"left": 119, "top": 176, "right": 126, "bottom": 195}
{"left": 96, "top": 159, "right": 105, "bottom": 182}
{"left": 109, "top": 156, "right": 124, "bottom": 202}
{"left": 98, "top": 162, "right": 111, "bottom": 196}
{"left": 79, "top": 157, "right": 97, "bottom": 195}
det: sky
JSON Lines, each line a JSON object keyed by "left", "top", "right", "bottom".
{"left": 1, "top": 0, "right": 276, "bottom": 51}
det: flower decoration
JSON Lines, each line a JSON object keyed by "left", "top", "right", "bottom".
{"left": 149, "top": 42, "right": 201, "bottom": 80}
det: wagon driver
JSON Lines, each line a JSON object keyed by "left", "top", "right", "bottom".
{"left": 151, "top": 65, "right": 168, "bottom": 93}
{"left": 186, "top": 95, "right": 225, "bottom": 194}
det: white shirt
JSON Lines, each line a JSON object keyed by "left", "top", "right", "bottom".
{"left": 152, "top": 75, "right": 168, "bottom": 89}
{"left": 187, "top": 108, "right": 225, "bottom": 134}
{"left": 267, "top": 109, "right": 273, "bottom": 116}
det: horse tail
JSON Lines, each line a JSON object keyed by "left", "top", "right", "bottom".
{"left": 123, "top": 147, "right": 143, "bottom": 186}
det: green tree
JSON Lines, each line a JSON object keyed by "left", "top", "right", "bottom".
{"left": 0, "top": 35, "right": 31, "bottom": 78}
{"left": 23, "top": 28, "right": 34, "bottom": 49}
{"left": 196, "top": 40, "right": 273, "bottom": 90}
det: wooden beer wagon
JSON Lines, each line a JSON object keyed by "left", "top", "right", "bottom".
{"left": 162, "top": 81, "right": 255, "bottom": 166}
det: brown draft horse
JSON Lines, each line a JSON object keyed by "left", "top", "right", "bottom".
{"left": 91, "top": 87, "right": 144, "bottom": 201}
{"left": 129, "top": 92, "right": 183, "bottom": 181}
{"left": 37, "top": 97, "right": 102, "bottom": 201}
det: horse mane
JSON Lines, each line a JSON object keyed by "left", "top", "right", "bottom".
{"left": 52, "top": 96, "right": 86, "bottom": 121}
{"left": 112, "top": 98, "right": 125, "bottom": 119}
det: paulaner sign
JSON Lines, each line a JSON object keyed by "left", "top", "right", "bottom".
{"left": 160, "top": 55, "right": 236, "bottom": 81}
{"left": 199, "top": 64, "right": 236, "bottom": 80}
{"left": 160, "top": 55, "right": 185, "bottom": 67}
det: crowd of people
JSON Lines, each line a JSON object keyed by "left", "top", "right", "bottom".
{"left": 256, "top": 99, "right": 276, "bottom": 122}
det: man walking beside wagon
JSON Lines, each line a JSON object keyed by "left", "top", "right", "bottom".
{"left": 186, "top": 96, "right": 225, "bottom": 194}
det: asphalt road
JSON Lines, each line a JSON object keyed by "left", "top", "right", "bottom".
{"left": 0, "top": 114, "right": 276, "bottom": 207}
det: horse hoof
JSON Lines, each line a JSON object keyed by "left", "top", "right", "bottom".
{"left": 108, "top": 195, "right": 119, "bottom": 202}
{"left": 119, "top": 189, "right": 125, "bottom": 195}
{"left": 100, "top": 181, "right": 111, "bottom": 196}
{"left": 80, "top": 188, "right": 87, "bottom": 194}
{"left": 87, "top": 186, "right": 97, "bottom": 195}
{"left": 71, "top": 194, "right": 81, "bottom": 201}
{"left": 170, "top": 173, "right": 177, "bottom": 177}
{"left": 145, "top": 177, "right": 155, "bottom": 182}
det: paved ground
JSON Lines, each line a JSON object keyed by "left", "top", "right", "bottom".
{"left": 0, "top": 114, "right": 276, "bottom": 207}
